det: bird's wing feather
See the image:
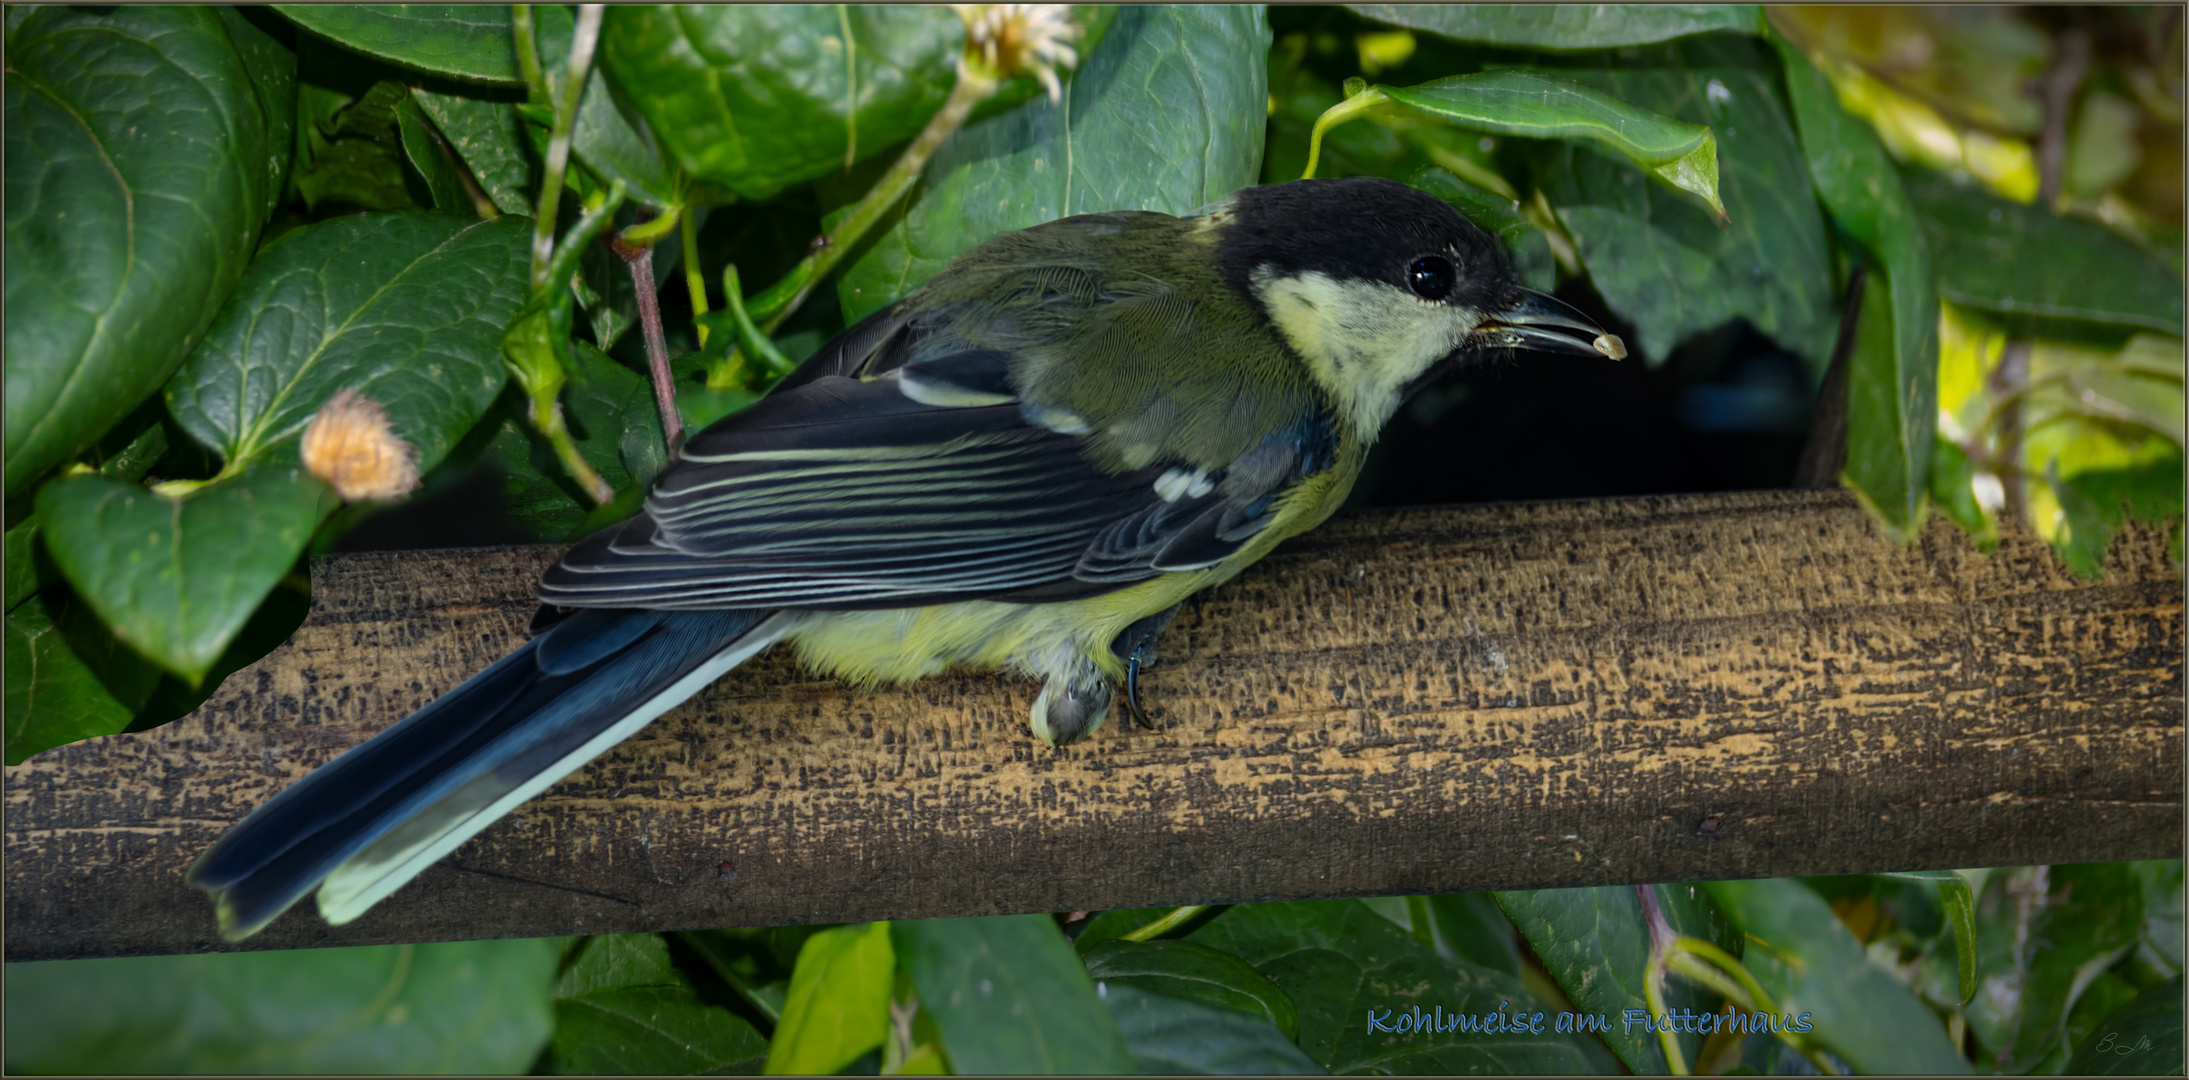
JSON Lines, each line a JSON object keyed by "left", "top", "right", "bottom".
{"left": 540, "top": 341, "right": 1333, "bottom": 611}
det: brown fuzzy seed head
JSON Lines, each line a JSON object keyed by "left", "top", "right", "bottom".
{"left": 301, "top": 388, "right": 420, "bottom": 502}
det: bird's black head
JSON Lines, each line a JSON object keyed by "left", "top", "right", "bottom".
{"left": 1217, "top": 176, "right": 1516, "bottom": 316}
{"left": 1207, "top": 177, "right": 1621, "bottom": 439}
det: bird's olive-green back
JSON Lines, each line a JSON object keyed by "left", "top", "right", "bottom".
{"left": 908, "top": 210, "right": 1327, "bottom": 475}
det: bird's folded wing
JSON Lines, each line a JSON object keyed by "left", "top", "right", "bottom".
{"left": 539, "top": 346, "right": 1327, "bottom": 611}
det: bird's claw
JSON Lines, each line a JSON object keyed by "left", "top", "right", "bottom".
{"left": 1112, "top": 604, "right": 1181, "bottom": 731}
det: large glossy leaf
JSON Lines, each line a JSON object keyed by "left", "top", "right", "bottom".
{"left": 1703, "top": 878, "right": 1970, "bottom": 1074}
{"left": 1902, "top": 167, "right": 2186, "bottom": 338}
{"left": 412, "top": 88, "right": 536, "bottom": 215}
{"left": 894, "top": 915, "right": 1134, "bottom": 1075}
{"left": 600, "top": 5, "right": 962, "bottom": 203}
{"left": 1082, "top": 938, "right": 1300, "bottom": 1040}
{"left": 1495, "top": 885, "right": 1742, "bottom": 1074}
{"left": 166, "top": 212, "right": 530, "bottom": 474}
{"left": 1528, "top": 36, "right": 1837, "bottom": 378}
{"left": 1777, "top": 40, "right": 1938, "bottom": 540}
{"left": 36, "top": 467, "right": 332, "bottom": 683}
{"left": 273, "top": 5, "right": 522, "bottom": 87}
{"left": 2067, "top": 977, "right": 2186, "bottom": 1075}
{"left": 766, "top": 922, "right": 895, "bottom": 1076}
{"left": 5, "top": 6, "right": 285, "bottom": 501}
{"left": 1348, "top": 5, "right": 1764, "bottom": 49}
{"left": 548, "top": 934, "right": 770, "bottom": 1075}
{"left": 836, "top": 4, "right": 1269, "bottom": 321}
{"left": 1362, "top": 71, "right": 1724, "bottom": 219}
{"left": 2, "top": 939, "right": 557, "bottom": 1073}
{"left": 1100, "top": 984, "right": 1325, "bottom": 1075}
{"left": 1189, "top": 899, "right": 1623, "bottom": 1074}
{"left": 1961, "top": 864, "right": 2146, "bottom": 1072}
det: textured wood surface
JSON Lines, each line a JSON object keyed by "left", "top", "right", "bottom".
{"left": 5, "top": 490, "right": 2180, "bottom": 960}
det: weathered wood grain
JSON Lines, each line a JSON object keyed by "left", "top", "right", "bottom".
{"left": 5, "top": 490, "right": 2180, "bottom": 960}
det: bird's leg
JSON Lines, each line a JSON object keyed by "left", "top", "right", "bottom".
{"left": 1032, "top": 652, "right": 1113, "bottom": 747}
{"left": 1110, "top": 604, "right": 1182, "bottom": 729}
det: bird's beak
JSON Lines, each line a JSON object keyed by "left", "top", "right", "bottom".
{"left": 1473, "top": 288, "right": 1627, "bottom": 360}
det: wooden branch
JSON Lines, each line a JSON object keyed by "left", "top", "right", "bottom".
{"left": 5, "top": 491, "right": 2180, "bottom": 961}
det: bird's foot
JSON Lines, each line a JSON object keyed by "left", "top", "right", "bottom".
{"left": 1031, "top": 653, "right": 1113, "bottom": 747}
{"left": 1111, "top": 604, "right": 1182, "bottom": 730}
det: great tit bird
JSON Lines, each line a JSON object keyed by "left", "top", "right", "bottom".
{"left": 188, "top": 176, "right": 1623, "bottom": 940}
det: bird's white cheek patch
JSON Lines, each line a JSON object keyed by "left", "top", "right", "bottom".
{"left": 1251, "top": 267, "right": 1481, "bottom": 436}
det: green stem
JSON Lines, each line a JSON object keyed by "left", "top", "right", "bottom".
{"left": 1643, "top": 939, "right": 1688, "bottom": 1076}
{"left": 711, "top": 265, "right": 794, "bottom": 390}
{"left": 1302, "top": 84, "right": 1389, "bottom": 180}
{"left": 683, "top": 208, "right": 712, "bottom": 346}
{"left": 539, "top": 398, "right": 614, "bottom": 506}
{"left": 754, "top": 59, "right": 1001, "bottom": 335}
{"left": 529, "top": 3, "right": 605, "bottom": 290}
{"left": 1661, "top": 936, "right": 1843, "bottom": 1077}
{"left": 510, "top": 5, "right": 548, "bottom": 104}
{"left": 619, "top": 203, "right": 682, "bottom": 245}
{"left": 1122, "top": 905, "right": 1207, "bottom": 942}
{"left": 545, "top": 181, "right": 627, "bottom": 293}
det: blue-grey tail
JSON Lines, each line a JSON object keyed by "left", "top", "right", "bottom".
{"left": 187, "top": 607, "right": 786, "bottom": 941}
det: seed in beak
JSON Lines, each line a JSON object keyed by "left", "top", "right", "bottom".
{"left": 1594, "top": 333, "right": 1627, "bottom": 360}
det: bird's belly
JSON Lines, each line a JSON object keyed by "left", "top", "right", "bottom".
{"left": 781, "top": 574, "right": 1210, "bottom": 689}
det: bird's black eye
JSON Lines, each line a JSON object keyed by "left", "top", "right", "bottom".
{"left": 1408, "top": 255, "right": 1455, "bottom": 301}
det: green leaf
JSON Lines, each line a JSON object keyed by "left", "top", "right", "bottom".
{"left": 273, "top": 5, "right": 522, "bottom": 87}
{"left": 549, "top": 934, "right": 771, "bottom": 1075}
{"left": 2133, "top": 861, "right": 2185, "bottom": 977}
{"left": 4, "top": 589, "right": 162, "bottom": 765}
{"left": 215, "top": 7, "right": 301, "bottom": 223}
{"left": 35, "top": 467, "right": 332, "bottom": 683}
{"left": 1420, "top": 893, "right": 1526, "bottom": 979}
{"left": 395, "top": 92, "right": 477, "bottom": 215}
{"left": 1494, "top": 885, "right": 1741, "bottom": 1074}
{"left": 166, "top": 212, "right": 531, "bottom": 474}
{"left": 1902, "top": 168, "right": 2186, "bottom": 339}
{"left": 1776, "top": 37, "right": 1937, "bottom": 539}
{"left": 2068, "top": 977, "right": 2186, "bottom": 1075}
{"left": 1928, "top": 437, "right": 2000, "bottom": 549}
{"left": 1100, "top": 984, "right": 1326, "bottom": 1075}
{"left": 1082, "top": 938, "right": 1300, "bottom": 1041}
{"left": 766, "top": 922, "right": 894, "bottom": 1076}
{"left": 5, "top": 6, "right": 285, "bottom": 501}
{"left": 1703, "top": 878, "right": 1970, "bottom": 1074}
{"left": 600, "top": 5, "right": 960, "bottom": 203}
{"left": 2, "top": 939, "right": 557, "bottom": 1074}
{"left": 1528, "top": 36, "right": 1837, "bottom": 379}
{"left": 836, "top": 4, "right": 1270, "bottom": 321}
{"left": 1362, "top": 70, "right": 1724, "bottom": 219}
{"left": 412, "top": 87, "right": 537, "bottom": 216}
{"left": 2052, "top": 449, "right": 2186, "bottom": 580}
{"left": 288, "top": 43, "right": 430, "bottom": 215}
{"left": 1347, "top": 5, "right": 1765, "bottom": 49}
{"left": 1188, "top": 899, "right": 1623, "bottom": 1074}
{"left": 894, "top": 914, "right": 1134, "bottom": 1075}
{"left": 1958, "top": 864, "right": 2144, "bottom": 1071}
{"left": 1411, "top": 167, "right": 1553, "bottom": 292}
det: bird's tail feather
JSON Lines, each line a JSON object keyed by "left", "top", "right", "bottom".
{"left": 188, "top": 607, "right": 789, "bottom": 940}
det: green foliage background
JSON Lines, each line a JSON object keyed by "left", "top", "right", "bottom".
{"left": 2, "top": 4, "right": 2182, "bottom": 1075}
